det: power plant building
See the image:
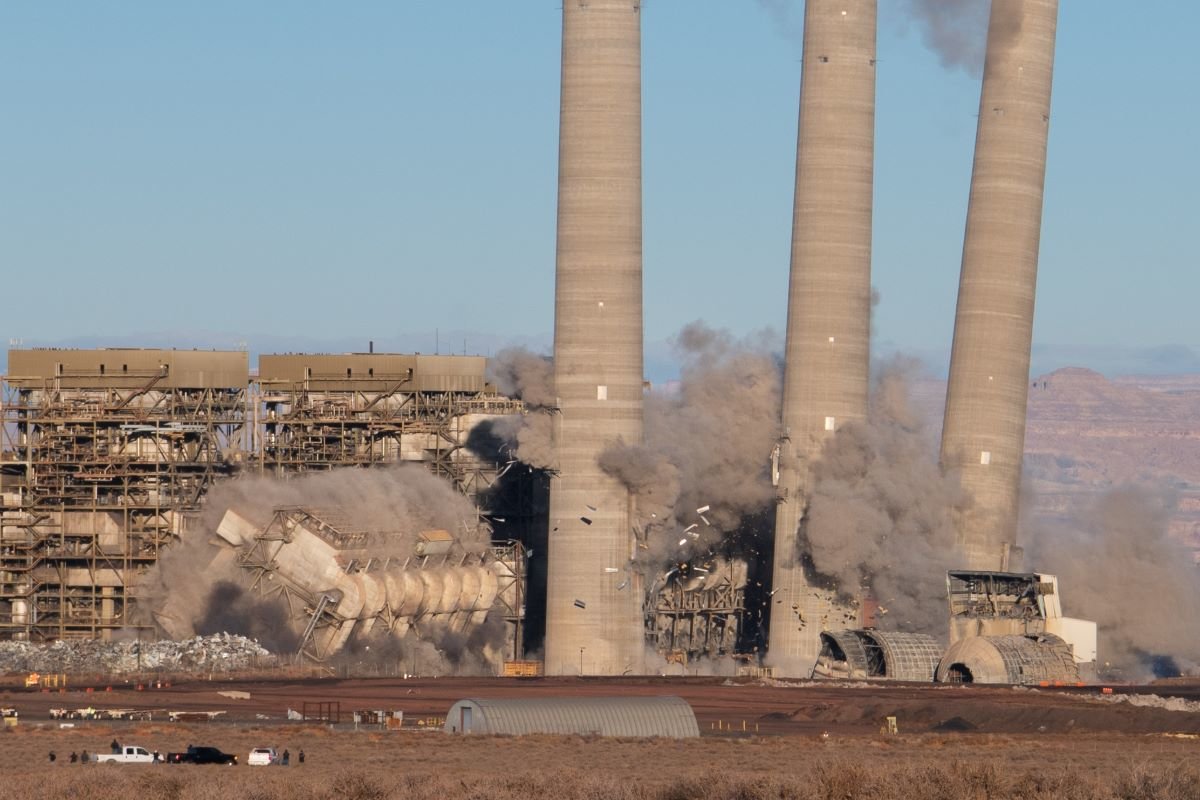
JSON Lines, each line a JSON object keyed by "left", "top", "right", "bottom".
{"left": 0, "top": 348, "right": 531, "bottom": 647}
{"left": 0, "top": 349, "right": 248, "bottom": 640}
{"left": 940, "top": 0, "right": 1061, "bottom": 570}
{"left": 770, "top": 0, "right": 877, "bottom": 673}
{"left": 545, "top": 0, "right": 646, "bottom": 675}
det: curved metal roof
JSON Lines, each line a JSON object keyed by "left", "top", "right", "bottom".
{"left": 444, "top": 696, "right": 699, "bottom": 738}
{"left": 816, "top": 630, "right": 942, "bottom": 682}
{"left": 936, "top": 633, "right": 1078, "bottom": 685}
{"left": 868, "top": 631, "right": 943, "bottom": 682}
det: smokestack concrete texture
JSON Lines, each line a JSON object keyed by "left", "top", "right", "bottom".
{"left": 544, "top": 0, "right": 645, "bottom": 676}
{"left": 940, "top": 0, "right": 1060, "bottom": 571}
{"left": 768, "top": 0, "right": 877, "bottom": 674}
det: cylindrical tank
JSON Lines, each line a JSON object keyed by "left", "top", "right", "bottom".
{"left": 769, "top": 0, "right": 877, "bottom": 675}
{"left": 940, "top": 0, "right": 1060, "bottom": 570}
{"left": 545, "top": 0, "right": 646, "bottom": 676}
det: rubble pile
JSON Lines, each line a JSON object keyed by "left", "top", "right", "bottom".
{"left": 0, "top": 633, "right": 276, "bottom": 675}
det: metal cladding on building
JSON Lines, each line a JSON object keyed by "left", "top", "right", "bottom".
{"left": 444, "top": 696, "right": 699, "bottom": 738}
{"left": 940, "top": 0, "right": 1061, "bottom": 570}
{"left": 544, "top": 0, "right": 645, "bottom": 675}
{"left": 769, "top": 0, "right": 877, "bottom": 674}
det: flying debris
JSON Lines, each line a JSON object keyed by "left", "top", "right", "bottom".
{"left": 696, "top": 505, "right": 711, "bottom": 514}
{"left": 604, "top": 567, "right": 620, "bottom": 574}
{"left": 573, "top": 599, "right": 587, "bottom": 610}
{"left": 580, "top": 517, "right": 593, "bottom": 525}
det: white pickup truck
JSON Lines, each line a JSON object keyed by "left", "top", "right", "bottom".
{"left": 93, "top": 745, "right": 157, "bottom": 764}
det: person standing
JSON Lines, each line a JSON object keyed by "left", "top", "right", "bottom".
{"left": 281, "top": 749, "right": 290, "bottom": 766}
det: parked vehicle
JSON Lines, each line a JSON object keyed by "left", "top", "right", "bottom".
{"left": 247, "top": 747, "right": 278, "bottom": 766}
{"left": 92, "top": 745, "right": 156, "bottom": 765}
{"left": 166, "top": 746, "right": 238, "bottom": 765}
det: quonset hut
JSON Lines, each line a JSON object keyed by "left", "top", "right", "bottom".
{"left": 444, "top": 696, "right": 699, "bottom": 738}
{"left": 935, "top": 633, "right": 1079, "bottom": 685}
{"left": 813, "top": 631, "right": 943, "bottom": 682}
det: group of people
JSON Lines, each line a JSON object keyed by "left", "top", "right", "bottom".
{"left": 47, "top": 751, "right": 100, "bottom": 763}
{"left": 279, "top": 748, "right": 305, "bottom": 765}
{"left": 48, "top": 742, "right": 305, "bottom": 765}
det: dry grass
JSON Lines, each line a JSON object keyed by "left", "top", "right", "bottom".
{"left": 2, "top": 722, "right": 1197, "bottom": 800}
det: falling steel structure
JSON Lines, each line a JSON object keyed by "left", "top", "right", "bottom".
{"left": 769, "top": 0, "right": 877, "bottom": 674}
{"left": 544, "top": 0, "right": 645, "bottom": 676}
{"left": 940, "top": 0, "right": 1061, "bottom": 570}
{"left": 157, "top": 507, "right": 527, "bottom": 665}
{"left": 0, "top": 349, "right": 248, "bottom": 640}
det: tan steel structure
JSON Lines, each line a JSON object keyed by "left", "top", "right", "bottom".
{"left": 1, "top": 349, "right": 248, "bottom": 640}
{"left": 545, "top": 0, "right": 645, "bottom": 675}
{"left": 940, "top": 0, "right": 1060, "bottom": 570}
{"left": 256, "top": 353, "right": 520, "bottom": 501}
{"left": 769, "top": 1, "right": 877, "bottom": 674}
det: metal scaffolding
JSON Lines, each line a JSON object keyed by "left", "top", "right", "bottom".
{"left": 0, "top": 349, "right": 248, "bottom": 641}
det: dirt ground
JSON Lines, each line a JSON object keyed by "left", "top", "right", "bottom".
{"left": 2, "top": 676, "right": 1200, "bottom": 798}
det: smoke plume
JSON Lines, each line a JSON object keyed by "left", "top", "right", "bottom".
{"left": 1026, "top": 487, "right": 1200, "bottom": 676}
{"left": 802, "top": 358, "right": 966, "bottom": 633}
{"left": 899, "top": 0, "right": 991, "bottom": 77}
{"left": 484, "top": 348, "right": 556, "bottom": 469}
{"left": 601, "top": 322, "right": 782, "bottom": 566}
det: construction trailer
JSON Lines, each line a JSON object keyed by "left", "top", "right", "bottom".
{"left": 1, "top": 349, "right": 248, "bottom": 640}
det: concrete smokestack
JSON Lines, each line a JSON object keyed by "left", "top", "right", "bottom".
{"left": 544, "top": 0, "right": 645, "bottom": 676}
{"left": 769, "top": 1, "right": 877, "bottom": 673}
{"left": 941, "top": 0, "right": 1059, "bottom": 570}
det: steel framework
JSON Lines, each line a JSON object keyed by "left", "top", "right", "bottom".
{"left": 1, "top": 350, "right": 247, "bottom": 640}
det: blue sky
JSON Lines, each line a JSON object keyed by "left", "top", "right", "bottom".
{"left": 1, "top": 2, "right": 1196, "bottom": 379}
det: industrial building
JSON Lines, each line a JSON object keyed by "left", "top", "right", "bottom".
{"left": 0, "top": 349, "right": 248, "bottom": 640}
{"left": 0, "top": 348, "right": 533, "bottom": 649}
{"left": 157, "top": 506, "right": 528, "bottom": 664}
{"left": 444, "top": 696, "right": 699, "bottom": 738}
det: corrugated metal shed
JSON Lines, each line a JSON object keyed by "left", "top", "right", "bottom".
{"left": 444, "top": 696, "right": 699, "bottom": 738}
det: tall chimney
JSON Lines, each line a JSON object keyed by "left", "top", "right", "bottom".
{"left": 543, "top": 0, "right": 645, "bottom": 676}
{"left": 940, "top": 0, "right": 1060, "bottom": 570}
{"left": 768, "top": 1, "right": 877, "bottom": 673}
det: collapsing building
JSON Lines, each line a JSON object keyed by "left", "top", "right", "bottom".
{"left": 939, "top": 570, "right": 1096, "bottom": 685}
{"left": 813, "top": 631, "right": 942, "bottom": 682}
{"left": 813, "top": 570, "right": 1096, "bottom": 685}
{"left": 646, "top": 557, "right": 749, "bottom": 662}
{"left": 0, "top": 349, "right": 248, "bottom": 640}
{"left": 157, "top": 507, "right": 526, "bottom": 665}
{"left": 0, "top": 348, "right": 535, "bottom": 647}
